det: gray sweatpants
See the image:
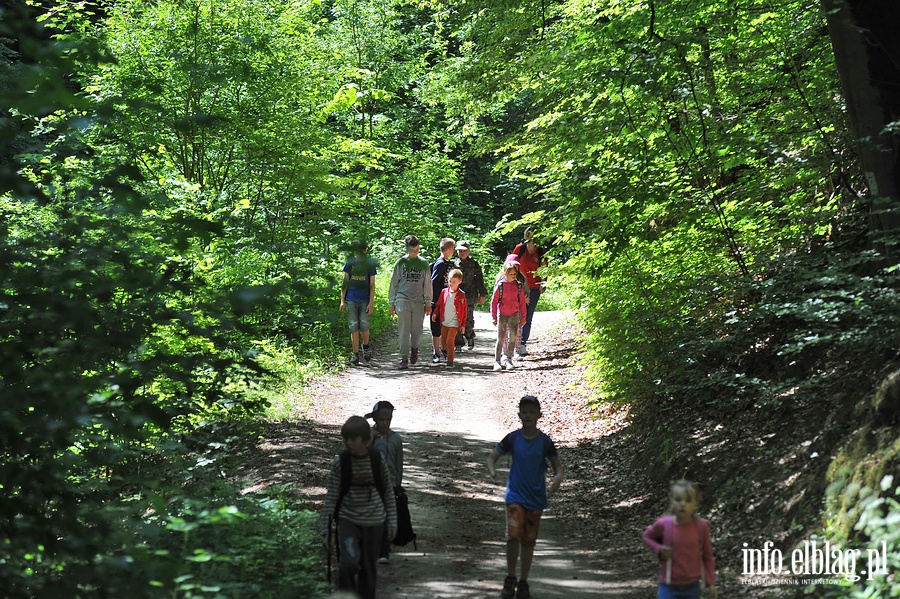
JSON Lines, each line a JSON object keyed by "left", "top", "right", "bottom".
{"left": 396, "top": 304, "right": 425, "bottom": 359}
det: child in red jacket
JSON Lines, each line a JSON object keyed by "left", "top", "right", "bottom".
{"left": 431, "top": 269, "right": 467, "bottom": 368}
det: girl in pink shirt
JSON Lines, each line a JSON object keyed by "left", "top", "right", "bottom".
{"left": 490, "top": 259, "right": 527, "bottom": 371}
{"left": 642, "top": 480, "right": 717, "bottom": 599}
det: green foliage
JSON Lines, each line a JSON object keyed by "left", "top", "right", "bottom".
{"left": 4, "top": 0, "right": 899, "bottom": 594}
{"left": 806, "top": 475, "right": 899, "bottom": 598}
{"left": 153, "top": 483, "right": 326, "bottom": 599}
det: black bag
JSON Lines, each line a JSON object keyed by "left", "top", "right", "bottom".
{"left": 392, "top": 487, "right": 417, "bottom": 549}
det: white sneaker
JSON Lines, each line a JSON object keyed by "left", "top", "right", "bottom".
{"left": 514, "top": 351, "right": 522, "bottom": 361}
{"left": 505, "top": 359, "right": 516, "bottom": 371}
{"left": 493, "top": 361, "right": 503, "bottom": 372}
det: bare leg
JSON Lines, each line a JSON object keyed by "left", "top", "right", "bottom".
{"left": 519, "top": 544, "right": 536, "bottom": 580}
{"left": 506, "top": 539, "right": 519, "bottom": 577}
{"left": 350, "top": 331, "right": 360, "bottom": 353}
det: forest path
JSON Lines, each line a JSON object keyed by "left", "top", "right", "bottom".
{"left": 243, "top": 309, "right": 656, "bottom": 598}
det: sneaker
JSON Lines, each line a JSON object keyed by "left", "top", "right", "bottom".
{"left": 493, "top": 361, "right": 503, "bottom": 372}
{"left": 500, "top": 575, "right": 517, "bottom": 599}
{"left": 432, "top": 352, "right": 440, "bottom": 363}
{"left": 398, "top": 358, "right": 409, "bottom": 370}
{"left": 377, "top": 556, "right": 389, "bottom": 564}
{"left": 515, "top": 579, "right": 530, "bottom": 599}
{"left": 363, "top": 346, "right": 373, "bottom": 361}
{"left": 445, "top": 360, "right": 454, "bottom": 368}
{"left": 467, "top": 338, "right": 475, "bottom": 350}
{"left": 411, "top": 348, "right": 419, "bottom": 364}
{"left": 505, "top": 358, "right": 516, "bottom": 371}
{"left": 519, "top": 345, "right": 528, "bottom": 357}
{"left": 514, "top": 351, "right": 522, "bottom": 361}
{"left": 350, "top": 353, "right": 360, "bottom": 365}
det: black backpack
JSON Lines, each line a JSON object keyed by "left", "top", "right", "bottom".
{"left": 392, "top": 487, "right": 417, "bottom": 549}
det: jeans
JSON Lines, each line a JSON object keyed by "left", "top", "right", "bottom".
{"left": 346, "top": 301, "right": 370, "bottom": 333}
{"left": 520, "top": 287, "right": 541, "bottom": 345}
{"left": 657, "top": 581, "right": 701, "bottom": 599}
{"left": 337, "top": 520, "right": 383, "bottom": 599}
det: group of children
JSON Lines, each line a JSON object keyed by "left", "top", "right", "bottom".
{"left": 320, "top": 396, "right": 717, "bottom": 599}
{"left": 343, "top": 233, "right": 547, "bottom": 372}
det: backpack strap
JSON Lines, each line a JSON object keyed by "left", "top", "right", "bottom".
{"left": 663, "top": 515, "right": 674, "bottom": 584}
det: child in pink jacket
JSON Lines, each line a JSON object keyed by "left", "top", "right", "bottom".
{"left": 642, "top": 480, "right": 717, "bottom": 599}
{"left": 490, "top": 257, "right": 527, "bottom": 371}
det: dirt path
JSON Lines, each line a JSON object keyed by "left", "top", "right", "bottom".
{"left": 242, "top": 309, "right": 657, "bottom": 598}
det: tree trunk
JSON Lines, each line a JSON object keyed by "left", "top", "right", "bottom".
{"left": 821, "top": 0, "right": 900, "bottom": 259}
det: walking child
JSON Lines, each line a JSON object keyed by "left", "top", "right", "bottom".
{"left": 454, "top": 240, "right": 487, "bottom": 350}
{"left": 431, "top": 268, "right": 467, "bottom": 367}
{"left": 321, "top": 416, "right": 398, "bottom": 599}
{"left": 642, "top": 480, "right": 717, "bottom": 599}
{"left": 366, "top": 401, "right": 404, "bottom": 563}
{"left": 487, "top": 395, "right": 564, "bottom": 599}
{"left": 388, "top": 235, "right": 433, "bottom": 369}
{"left": 340, "top": 239, "right": 377, "bottom": 365}
{"left": 429, "top": 237, "right": 456, "bottom": 363}
{"left": 490, "top": 258, "right": 528, "bottom": 371}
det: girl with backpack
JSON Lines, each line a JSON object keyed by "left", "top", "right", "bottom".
{"left": 490, "top": 257, "right": 528, "bottom": 371}
{"left": 642, "top": 480, "right": 717, "bottom": 599}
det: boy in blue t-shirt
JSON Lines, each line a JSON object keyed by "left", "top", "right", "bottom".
{"left": 340, "top": 239, "right": 377, "bottom": 365}
{"left": 487, "top": 395, "right": 565, "bottom": 599}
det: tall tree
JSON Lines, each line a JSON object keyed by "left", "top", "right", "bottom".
{"left": 821, "top": 0, "right": 900, "bottom": 258}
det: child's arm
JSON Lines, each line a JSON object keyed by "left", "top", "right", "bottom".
{"left": 700, "top": 519, "right": 716, "bottom": 597}
{"left": 490, "top": 286, "right": 500, "bottom": 324}
{"left": 392, "top": 432, "right": 404, "bottom": 489}
{"left": 320, "top": 457, "right": 341, "bottom": 548}
{"left": 367, "top": 272, "right": 376, "bottom": 315}
{"left": 379, "top": 458, "right": 398, "bottom": 541}
{"left": 641, "top": 519, "right": 669, "bottom": 559}
{"left": 487, "top": 448, "right": 503, "bottom": 484}
{"left": 548, "top": 456, "right": 564, "bottom": 495}
{"left": 388, "top": 261, "right": 400, "bottom": 316}
{"left": 340, "top": 271, "right": 349, "bottom": 311}
{"left": 431, "top": 290, "right": 442, "bottom": 321}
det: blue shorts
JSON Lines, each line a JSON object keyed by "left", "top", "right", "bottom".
{"left": 658, "top": 581, "right": 700, "bottom": 599}
{"left": 346, "top": 301, "right": 370, "bottom": 333}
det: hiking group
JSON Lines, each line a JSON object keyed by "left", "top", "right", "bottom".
{"left": 334, "top": 233, "right": 717, "bottom": 599}
{"left": 340, "top": 230, "right": 547, "bottom": 372}
{"left": 320, "top": 395, "right": 717, "bottom": 599}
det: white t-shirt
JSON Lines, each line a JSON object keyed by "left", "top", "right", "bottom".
{"left": 442, "top": 290, "right": 460, "bottom": 327}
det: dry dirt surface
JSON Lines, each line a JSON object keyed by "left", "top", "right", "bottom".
{"left": 240, "top": 310, "right": 678, "bottom": 598}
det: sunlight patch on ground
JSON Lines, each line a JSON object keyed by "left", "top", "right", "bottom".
{"left": 611, "top": 493, "right": 652, "bottom": 508}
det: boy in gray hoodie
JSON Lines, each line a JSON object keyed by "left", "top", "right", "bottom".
{"left": 388, "top": 235, "right": 433, "bottom": 369}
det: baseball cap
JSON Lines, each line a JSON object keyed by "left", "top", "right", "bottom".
{"left": 457, "top": 240, "right": 471, "bottom": 250}
{"left": 365, "top": 400, "right": 395, "bottom": 418}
